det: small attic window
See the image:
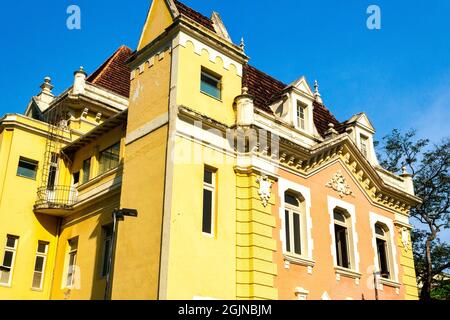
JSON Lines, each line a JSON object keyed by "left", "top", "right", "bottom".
{"left": 296, "top": 101, "right": 307, "bottom": 130}
{"left": 200, "top": 68, "right": 222, "bottom": 100}
{"left": 360, "top": 135, "right": 369, "bottom": 158}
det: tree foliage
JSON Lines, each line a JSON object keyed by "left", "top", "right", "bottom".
{"left": 377, "top": 129, "right": 450, "bottom": 300}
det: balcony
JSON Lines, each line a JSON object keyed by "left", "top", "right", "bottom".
{"left": 34, "top": 186, "right": 77, "bottom": 216}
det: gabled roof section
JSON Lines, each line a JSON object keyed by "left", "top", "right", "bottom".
{"left": 290, "top": 76, "right": 314, "bottom": 96}
{"left": 86, "top": 46, "right": 133, "bottom": 98}
{"left": 174, "top": 0, "right": 216, "bottom": 33}
{"left": 345, "top": 112, "right": 376, "bottom": 133}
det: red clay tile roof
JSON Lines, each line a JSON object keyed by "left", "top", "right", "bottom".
{"left": 87, "top": 45, "right": 133, "bottom": 98}
{"left": 243, "top": 64, "right": 342, "bottom": 137}
{"left": 174, "top": 0, "right": 216, "bottom": 33}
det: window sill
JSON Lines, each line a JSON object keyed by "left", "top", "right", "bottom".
{"left": 284, "top": 254, "right": 315, "bottom": 268}
{"left": 16, "top": 174, "right": 37, "bottom": 181}
{"left": 31, "top": 287, "right": 43, "bottom": 292}
{"left": 0, "top": 283, "right": 11, "bottom": 288}
{"left": 379, "top": 277, "right": 401, "bottom": 288}
{"left": 334, "top": 266, "right": 362, "bottom": 279}
{"left": 200, "top": 90, "right": 222, "bottom": 102}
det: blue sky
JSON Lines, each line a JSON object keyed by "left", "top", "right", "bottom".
{"left": 1, "top": 1, "right": 449, "bottom": 239}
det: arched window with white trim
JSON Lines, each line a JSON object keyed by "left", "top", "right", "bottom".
{"left": 283, "top": 191, "right": 306, "bottom": 257}
{"left": 375, "top": 223, "right": 393, "bottom": 279}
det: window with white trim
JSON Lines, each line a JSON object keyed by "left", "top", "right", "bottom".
{"left": 32, "top": 241, "right": 49, "bottom": 290}
{"left": 375, "top": 223, "right": 392, "bottom": 279}
{"left": 333, "top": 209, "right": 351, "bottom": 269}
{"left": 66, "top": 238, "right": 78, "bottom": 287}
{"left": 360, "top": 134, "right": 369, "bottom": 158}
{"left": 296, "top": 101, "right": 307, "bottom": 130}
{"left": 284, "top": 192, "right": 303, "bottom": 256}
{"left": 0, "top": 235, "right": 19, "bottom": 286}
{"left": 202, "top": 167, "right": 216, "bottom": 235}
{"left": 200, "top": 68, "right": 222, "bottom": 100}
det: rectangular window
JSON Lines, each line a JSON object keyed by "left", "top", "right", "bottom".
{"left": 17, "top": 157, "right": 38, "bottom": 180}
{"left": 32, "top": 241, "right": 49, "bottom": 290}
{"left": 82, "top": 158, "right": 91, "bottom": 184}
{"left": 0, "top": 235, "right": 19, "bottom": 286}
{"left": 100, "top": 225, "right": 113, "bottom": 278}
{"left": 47, "top": 153, "right": 59, "bottom": 190}
{"left": 297, "top": 102, "right": 306, "bottom": 130}
{"left": 360, "top": 135, "right": 369, "bottom": 158}
{"left": 66, "top": 238, "right": 78, "bottom": 287}
{"left": 285, "top": 209, "right": 302, "bottom": 255}
{"left": 376, "top": 238, "right": 390, "bottom": 278}
{"left": 73, "top": 172, "right": 80, "bottom": 186}
{"left": 335, "top": 225, "right": 350, "bottom": 268}
{"left": 99, "top": 143, "right": 120, "bottom": 175}
{"left": 202, "top": 168, "right": 216, "bottom": 235}
{"left": 200, "top": 69, "right": 221, "bottom": 100}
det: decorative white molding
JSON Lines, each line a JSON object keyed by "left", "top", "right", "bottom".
{"left": 321, "top": 292, "right": 331, "bottom": 300}
{"left": 401, "top": 227, "right": 410, "bottom": 252}
{"left": 295, "top": 287, "right": 309, "bottom": 300}
{"left": 256, "top": 175, "right": 272, "bottom": 207}
{"left": 326, "top": 171, "right": 355, "bottom": 198}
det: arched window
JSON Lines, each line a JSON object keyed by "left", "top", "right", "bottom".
{"left": 334, "top": 209, "right": 351, "bottom": 269}
{"left": 375, "top": 223, "right": 391, "bottom": 279}
{"left": 284, "top": 192, "right": 303, "bottom": 256}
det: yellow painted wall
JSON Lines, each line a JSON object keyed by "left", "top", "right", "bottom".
{"left": 50, "top": 194, "right": 119, "bottom": 300}
{"left": 164, "top": 136, "right": 237, "bottom": 299}
{"left": 0, "top": 126, "right": 58, "bottom": 299}
{"left": 137, "top": 0, "right": 174, "bottom": 51}
{"left": 175, "top": 41, "right": 242, "bottom": 126}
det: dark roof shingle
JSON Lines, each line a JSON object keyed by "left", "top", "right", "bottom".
{"left": 87, "top": 45, "right": 133, "bottom": 98}
{"left": 174, "top": 0, "right": 216, "bottom": 32}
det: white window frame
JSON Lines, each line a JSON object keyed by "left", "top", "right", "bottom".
{"left": 65, "top": 238, "right": 78, "bottom": 288}
{"left": 333, "top": 209, "right": 351, "bottom": 269}
{"left": 296, "top": 101, "right": 306, "bottom": 130}
{"left": 327, "top": 196, "right": 360, "bottom": 273}
{"left": 0, "top": 235, "right": 19, "bottom": 287}
{"left": 31, "top": 241, "right": 49, "bottom": 290}
{"left": 284, "top": 193, "right": 304, "bottom": 257}
{"left": 202, "top": 167, "right": 216, "bottom": 237}
{"left": 278, "top": 178, "right": 314, "bottom": 267}
{"left": 369, "top": 212, "right": 399, "bottom": 283}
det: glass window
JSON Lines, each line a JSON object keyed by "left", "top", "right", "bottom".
{"left": 297, "top": 101, "right": 306, "bottom": 130}
{"left": 360, "top": 135, "right": 369, "bottom": 158}
{"left": 99, "top": 143, "right": 120, "bottom": 175}
{"left": 46, "top": 153, "right": 59, "bottom": 190}
{"left": 32, "top": 241, "right": 48, "bottom": 290}
{"left": 101, "top": 225, "right": 113, "bottom": 278}
{"left": 200, "top": 69, "right": 221, "bottom": 100}
{"left": 375, "top": 224, "right": 391, "bottom": 279}
{"left": 66, "top": 238, "right": 78, "bottom": 287}
{"left": 17, "top": 157, "right": 38, "bottom": 180}
{"left": 82, "top": 158, "right": 91, "bottom": 184}
{"left": 0, "top": 235, "right": 19, "bottom": 286}
{"left": 284, "top": 192, "right": 302, "bottom": 256}
{"left": 202, "top": 167, "right": 216, "bottom": 235}
{"left": 334, "top": 209, "right": 350, "bottom": 269}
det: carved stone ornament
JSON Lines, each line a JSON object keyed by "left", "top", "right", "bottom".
{"left": 256, "top": 175, "right": 272, "bottom": 207}
{"left": 401, "top": 227, "right": 410, "bottom": 252}
{"left": 325, "top": 171, "right": 355, "bottom": 198}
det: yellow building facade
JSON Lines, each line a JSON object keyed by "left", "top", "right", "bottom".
{"left": 0, "top": 0, "right": 420, "bottom": 300}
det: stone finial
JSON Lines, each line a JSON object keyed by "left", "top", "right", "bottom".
{"left": 40, "top": 76, "right": 54, "bottom": 94}
{"left": 314, "top": 80, "right": 323, "bottom": 103}
{"left": 240, "top": 37, "right": 245, "bottom": 51}
{"left": 242, "top": 86, "right": 249, "bottom": 95}
{"left": 324, "top": 122, "right": 339, "bottom": 139}
{"left": 73, "top": 66, "right": 87, "bottom": 95}
{"left": 401, "top": 166, "right": 408, "bottom": 175}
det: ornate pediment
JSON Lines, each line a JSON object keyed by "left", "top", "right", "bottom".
{"left": 325, "top": 171, "right": 355, "bottom": 198}
{"left": 256, "top": 175, "right": 272, "bottom": 207}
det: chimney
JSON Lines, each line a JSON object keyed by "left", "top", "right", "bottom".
{"left": 73, "top": 66, "right": 87, "bottom": 95}
{"left": 35, "top": 76, "right": 55, "bottom": 112}
{"left": 234, "top": 87, "right": 254, "bottom": 127}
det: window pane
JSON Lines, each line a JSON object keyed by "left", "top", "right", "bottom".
{"left": 375, "top": 224, "right": 385, "bottom": 236}
{"left": 377, "top": 239, "right": 390, "bottom": 278}
{"left": 0, "top": 270, "right": 10, "bottom": 284}
{"left": 285, "top": 193, "right": 299, "bottom": 207}
{"left": 37, "top": 242, "right": 47, "bottom": 254}
{"left": 82, "top": 159, "right": 91, "bottom": 183}
{"left": 335, "top": 225, "right": 349, "bottom": 268}
{"left": 293, "top": 213, "right": 301, "bottom": 255}
{"left": 202, "top": 189, "right": 213, "bottom": 234}
{"left": 73, "top": 172, "right": 80, "bottom": 185}
{"left": 285, "top": 210, "right": 291, "bottom": 252}
{"left": 17, "top": 158, "right": 38, "bottom": 179}
{"left": 6, "top": 237, "right": 16, "bottom": 248}
{"left": 334, "top": 210, "right": 346, "bottom": 223}
{"left": 204, "top": 169, "right": 213, "bottom": 184}
{"left": 2, "top": 251, "right": 13, "bottom": 268}
{"left": 102, "top": 239, "right": 111, "bottom": 277}
{"left": 32, "top": 272, "right": 43, "bottom": 289}
{"left": 99, "top": 143, "right": 120, "bottom": 175}
{"left": 34, "top": 256, "right": 45, "bottom": 272}
{"left": 47, "top": 166, "right": 57, "bottom": 190}
{"left": 201, "top": 71, "right": 221, "bottom": 99}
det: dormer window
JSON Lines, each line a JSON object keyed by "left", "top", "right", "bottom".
{"left": 360, "top": 134, "right": 369, "bottom": 158}
{"left": 296, "top": 101, "right": 307, "bottom": 130}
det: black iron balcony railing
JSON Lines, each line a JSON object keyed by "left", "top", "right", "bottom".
{"left": 35, "top": 186, "right": 78, "bottom": 210}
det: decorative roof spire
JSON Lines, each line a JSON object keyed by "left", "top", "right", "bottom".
{"left": 240, "top": 37, "right": 245, "bottom": 52}
{"left": 314, "top": 80, "right": 323, "bottom": 104}
{"left": 40, "top": 76, "right": 54, "bottom": 94}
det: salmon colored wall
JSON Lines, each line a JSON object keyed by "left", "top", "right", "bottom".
{"left": 273, "top": 161, "right": 405, "bottom": 300}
